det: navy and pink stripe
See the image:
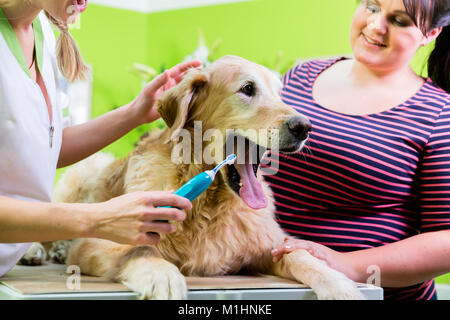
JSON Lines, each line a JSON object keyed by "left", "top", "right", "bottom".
{"left": 263, "top": 58, "right": 450, "bottom": 300}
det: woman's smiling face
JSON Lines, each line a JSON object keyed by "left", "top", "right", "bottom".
{"left": 350, "top": 0, "right": 428, "bottom": 73}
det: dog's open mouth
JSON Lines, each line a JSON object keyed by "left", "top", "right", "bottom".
{"left": 225, "top": 134, "right": 302, "bottom": 210}
{"left": 225, "top": 134, "right": 266, "bottom": 209}
{"left": 227, "top": 158, "right": 266, "bottom": 210}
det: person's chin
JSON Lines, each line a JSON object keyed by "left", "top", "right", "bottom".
{"left": 354, "top": 53, "right": 376, "bottom": 66}
{"left": 354, "top": 45, "right": 384, "bottom": 66}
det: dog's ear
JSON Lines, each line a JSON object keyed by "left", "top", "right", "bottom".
{"left": 156, "top": 70, "right": 208, "bottom": 141}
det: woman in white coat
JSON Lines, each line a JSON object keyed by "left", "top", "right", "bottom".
{"left": 0, "top": 0, "right": 199, "bottom": 276}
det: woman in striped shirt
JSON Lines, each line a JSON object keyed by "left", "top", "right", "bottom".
{"left": 269, "top": 0, "right": 450, "bottom": 299}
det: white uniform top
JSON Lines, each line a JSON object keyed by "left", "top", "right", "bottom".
{"left": 0, "top": 10, "right": 65, "bottom": 276}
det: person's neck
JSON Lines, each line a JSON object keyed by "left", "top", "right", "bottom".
{"left": 1, "top": 1, "right": 42, "bottom": 31}
{"left": 350, "top": 59, "right": 421, "bottom": 88}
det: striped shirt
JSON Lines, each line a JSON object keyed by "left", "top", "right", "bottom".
{"left": 263, "top": 58, "right": 450, "bottom": 300}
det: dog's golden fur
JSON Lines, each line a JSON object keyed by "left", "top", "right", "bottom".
{"left": 53, "top": 56, "right": 364, "bottom": 300}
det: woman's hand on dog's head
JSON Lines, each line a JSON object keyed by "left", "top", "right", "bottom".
{"left": 86, "top": 191, "right": 192, "bottom": 246}
{"left": 129, "top": 60, "right": 202, "bottom": 126}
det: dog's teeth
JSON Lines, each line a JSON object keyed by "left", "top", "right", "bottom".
{"left": 239, "top": 182, "right": 243, "bottom": 187}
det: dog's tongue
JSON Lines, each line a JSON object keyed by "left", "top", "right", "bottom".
{"left": 235, "top": 163, "right": 268, "bottom": 210}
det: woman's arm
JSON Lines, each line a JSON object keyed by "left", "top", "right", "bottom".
{"left": 0, "top": 192, "right": 191, "bottom": 244}
{"left": 345, "top": 230, "right": 450, "bottom": 286}
{"left": 0, "top": 195, "right": 89, "bottom": 243}
{"left": 57, "top": 60, "right": 201, "bottom": 168}
{"left": 272, "top": 230, "right": 450, "bottom": 287}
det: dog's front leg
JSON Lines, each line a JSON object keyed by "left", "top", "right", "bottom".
{"left": 271, "top": 249, "right": 365, "bottom": 300}
{"left": 67, "top": 238, "right": 187, "bottom": 299}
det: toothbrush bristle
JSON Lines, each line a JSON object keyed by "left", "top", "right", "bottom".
{"left": 226, "top": 154, "right": 237, "bottom": 164}
{"left": 213, "top": 154, "right": 237, "bottom": 173}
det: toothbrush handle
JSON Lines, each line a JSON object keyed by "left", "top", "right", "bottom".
{"left": 174, "top": 172, "right": 213, "bottom": 201}
{"left": 154, "top": 172, "right": 213, "bottom": 225}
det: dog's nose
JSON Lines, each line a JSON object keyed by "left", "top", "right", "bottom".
{"left": 287, "top": 116, "right": 312, "bottom": 140}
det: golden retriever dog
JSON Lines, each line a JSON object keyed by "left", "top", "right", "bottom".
{"left": 47, "top": 56, "right": 364, "bottom": 300}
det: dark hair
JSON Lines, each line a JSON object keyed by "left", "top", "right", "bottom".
{"left": 403, "top": 0, "right": 450, "bottom": 93}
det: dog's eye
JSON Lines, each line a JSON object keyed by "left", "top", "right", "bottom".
{"left": 240, "top": 83, "right": 255, "bottom": 97}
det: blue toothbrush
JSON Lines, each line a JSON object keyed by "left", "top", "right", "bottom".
{"left": 170, "top": 154, "right": 237, "bottom": 202}
{"left": 156, "top": 154, "right": 237, "bottom": 222}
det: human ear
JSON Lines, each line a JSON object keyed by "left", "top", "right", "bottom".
{"left": 420, "top": 27, "right": 442, "bottom": 47}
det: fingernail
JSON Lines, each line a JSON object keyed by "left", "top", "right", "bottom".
{"left": 271, "top": 249, "right": 278, "bottom": 254}
{"left": 285, "top": 245, "right": 292, "bottom": 250}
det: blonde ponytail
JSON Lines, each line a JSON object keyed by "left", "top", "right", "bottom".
{"left": 44, "top": 12, "right": 89, "bottom": 83}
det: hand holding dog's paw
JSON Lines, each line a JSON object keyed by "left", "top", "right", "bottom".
{"left": 272, "top": 238, "right": 359, "bottom": 283}
{"left": 118, "top": 257, "right": 187, "bottom": 300}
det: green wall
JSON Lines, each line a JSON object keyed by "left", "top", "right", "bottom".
{"left": 144, "top": 0, "right": 356, "bottom": 73}
{"left": 69, "top": 6, "right": 153, "bottom": 157}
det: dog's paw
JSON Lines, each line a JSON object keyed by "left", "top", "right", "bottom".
{"left": 19, "top": 242, "right": 47, "bottom": 266}
{"left": 281, "top": 249, "right": 366, "bottom": 300}
{"left": 314, "top": 273, "right": 366, "bottom": 300}
{"left": 48, "top": 240, "right": 72, "bottom": 264}
{"left": 118, "top": 257, "right": 187, "bottom": 300}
